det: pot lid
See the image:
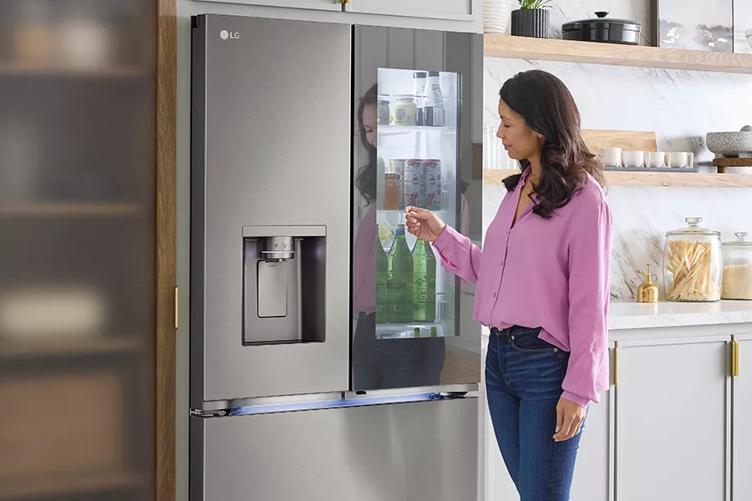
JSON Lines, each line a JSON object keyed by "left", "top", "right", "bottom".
{"left": 666, "top": 217, "right": 721, "bottom": 237}
{"left": 563, "top": 11, "right": 641, "bottom": 31}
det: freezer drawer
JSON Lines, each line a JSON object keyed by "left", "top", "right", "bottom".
{"left": 191, "top": 398, "right": 478, "bottom": 501}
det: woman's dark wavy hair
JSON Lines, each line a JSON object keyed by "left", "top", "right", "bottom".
{"left": 355, "top": 84, "right": 378, "bottom": 204}
{"left": 500, "top": 70, "right": 604, "bottom": 218}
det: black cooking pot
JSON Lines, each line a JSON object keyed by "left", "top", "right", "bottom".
{"left": 562, "top": 11, "right": 641, "bottom": 45}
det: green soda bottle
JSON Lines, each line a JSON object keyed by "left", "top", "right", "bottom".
{"left": 412, "top": 239, "right": 436, "bottom": 322}
{"left": 386, "top": 224, "right": 413, "bottom": 323}
{"left": 376, "top": 232, "right": 390, "bottom": 324}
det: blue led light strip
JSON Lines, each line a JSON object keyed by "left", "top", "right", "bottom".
{"left": 227, "top": 392, "right": 442, "bottom": 416}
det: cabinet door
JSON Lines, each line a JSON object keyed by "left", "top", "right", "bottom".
{"left": 345, "top": 0, "right": 477, "bottom": 21}
{"left": 732, "top": 335, "right": 752, "bottom": 500}
{"left": 570, "top": 344, "right": 615, "bottom": 501}
{"left": 616, "top": 337, "right": 729, "bottom": 501}
{"left": 0, "top": 0, "right": 161, "bottom": 499}
{"left": 193, "top": 0, "right": 342, "bottom": 11}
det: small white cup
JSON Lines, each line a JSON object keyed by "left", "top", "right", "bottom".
{"left": 646, "top": 151, "right": 666, "bottom": 168}
{"left": 622, "top": 150, "right": 646, "bottom": 168}
{"left": 668, "top": 152, "right": 689, "bottom": 168}
{"left": 598, "top": 147, "right": 622, "bottom": 167}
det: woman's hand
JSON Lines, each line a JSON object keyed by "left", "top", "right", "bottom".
{"left": 405, "top": 206, "right": 447, "bottom": 243}
{"left": 553, "top": 398, "right": 587, "bottom": 442}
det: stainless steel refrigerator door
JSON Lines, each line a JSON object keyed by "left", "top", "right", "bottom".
{"left": 191, "top": 398, "right": 478, "bottom": 500}
{"left": 191, "top": 15, "right": 352, "bottom": 406}
{"left": 351, "top": 27, "right": 482, "bottom": 391}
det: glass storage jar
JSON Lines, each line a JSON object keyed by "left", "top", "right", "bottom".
{"left": 722, "top": 232, "right": 752, "bottom": 300}
{"left": 390, "top": 95, "right": 416, "bottom": 126}
{"left": 663, "top": 217, "right": 722, "bottom": 302}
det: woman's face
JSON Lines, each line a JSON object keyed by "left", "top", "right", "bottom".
{"left": 496, "top": 98, "right": 542, "bottom": 161}
{"left": 362, "top": 103, "right": 377, "bottom": 148}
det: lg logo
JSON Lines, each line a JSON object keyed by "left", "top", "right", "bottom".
{"left": 219, "top": 29, "right": 240, "bottom": 40}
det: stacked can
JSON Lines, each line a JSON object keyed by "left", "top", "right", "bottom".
{"left": 403, "top": 159, "right": 423, "bottom": 208}
{"left": 422, "top": 159, "right": 442, "bottom": 210}
{"left": 402, "top": 159, "right": 442, "bottom": 210}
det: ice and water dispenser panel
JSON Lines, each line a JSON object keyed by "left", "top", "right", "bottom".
{"left": 242, "top": 226, "right": 326, "bottom": 345}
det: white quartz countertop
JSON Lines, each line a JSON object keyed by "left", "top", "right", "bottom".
{"left": 609, "top": 300, "right": 752, "bottom": 330}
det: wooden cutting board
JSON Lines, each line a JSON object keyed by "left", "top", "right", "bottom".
{"left": 581, "top": 129, "right": 658, "bottom": 153}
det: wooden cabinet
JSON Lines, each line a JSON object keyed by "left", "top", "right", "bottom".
{"left": 732, "top": 334, "right": 752, "bottom": 501}
{"left": 0, "top": 0, "right": 175, "bottom": 500}
{"left": 615, "top": 336, "right": 729, "bottom": 501}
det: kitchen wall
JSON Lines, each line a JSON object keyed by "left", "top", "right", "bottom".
{"left": 483, "top": 57, "right": 752, "bottom": 300}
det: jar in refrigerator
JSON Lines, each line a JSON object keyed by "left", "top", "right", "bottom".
{"left": 377, "top": 99, "right": 390, "bottom": 125}
{"left": 390, "top": 96, "right": 417, "bottom": 126}
{"left": 722, "top": 232, "right": 752, "bottom": 300}
{"left": 412, "top": 72, "right": 427, "bottom": 126}
{"left": 425, "top": 71, "right": 445, "bottom": 127}
{"left": 383, "top": 159, "right": 404, "bottom": 210}
{"left": 663, "top": 217, "right": 722, "bottom": 302}
{"left": 422, "top": 159, "right": 442, "bottom": 210}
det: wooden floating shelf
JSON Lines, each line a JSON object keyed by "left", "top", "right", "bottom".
{"left": 0, "top": 202, "right": 144, "bottom": 218}
{"left": 484, "top": 35, "right": 752, "bottom": 74}
{"left": 483, "top": 169, "right": 752, "bottom": 188}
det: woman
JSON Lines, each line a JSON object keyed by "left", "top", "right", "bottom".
{"left": 406, "top": 70, "right": 612, "bottom": 500}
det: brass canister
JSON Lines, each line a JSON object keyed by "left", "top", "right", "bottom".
{"left": 636, "top": 264, "right": 659, "bottom": 303}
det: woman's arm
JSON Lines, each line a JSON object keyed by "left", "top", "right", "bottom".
{"left": 560, "top": 199, "right": 613, "bottom": 408}
{"left": 431, "top": 224, "right": 483, "bottom": 284}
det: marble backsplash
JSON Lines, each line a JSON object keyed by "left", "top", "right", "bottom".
{"left": 482, "top": 57, "right": 752, "bottom": 301}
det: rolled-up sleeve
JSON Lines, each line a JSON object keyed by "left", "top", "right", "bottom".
{"left": 431, "top": 224, "right": 482, "bottom": 285}
{"left": 561, "top": 199, "right": 612, "bottom": 408}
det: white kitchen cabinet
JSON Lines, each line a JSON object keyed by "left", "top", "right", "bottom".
{"left": 732, "top": 334, "right": 752, "bottom": 501}
{"left": 192, "top": 0, "right": 343, "bottom": 11}
{"left": 569, "top": 345, "right": 615, "bottom": 501}
{"left": 344, "top": 0, "right": 479, "bottom": 22}
{"left": 615, "top": 336, "right": 730, "bottom": 501}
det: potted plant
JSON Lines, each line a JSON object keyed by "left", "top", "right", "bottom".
{"left": 511, "top": 0, "right": 551, "bottom": 38}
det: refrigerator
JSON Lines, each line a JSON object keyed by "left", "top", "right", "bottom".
{"left": 190, "top": 14, "right": 482, "bottom": 500}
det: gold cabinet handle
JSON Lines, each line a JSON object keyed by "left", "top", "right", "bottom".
{"left": 731, "top": 339, "right": 741, "bottom": 377}
{"left": 611, "top": 345, "right": 619, "bottom": 387}
{"left": 340, "top": 0, "right": 351, "bottom": 4}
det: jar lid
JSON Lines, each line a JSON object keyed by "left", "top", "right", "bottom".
{"left": 666, "top": 217, "right": 721, "bottom": 237}
{"left": 723, "top": 231, "right": 752, "bottom": 247}
{"left": 562, "top": 11, "right": 641, "bottom": 32}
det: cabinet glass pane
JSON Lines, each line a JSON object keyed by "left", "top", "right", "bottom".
{"left": 0, "top": 1, "right": 155, "bottom": 499}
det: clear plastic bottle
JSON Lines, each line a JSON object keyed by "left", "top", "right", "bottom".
{"left": 425, "top": 71, "right": 445, "bottom": 127}
{"left": 411, "top": 72, "right": 427, "bottom": 126}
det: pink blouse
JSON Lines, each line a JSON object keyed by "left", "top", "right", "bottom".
{"left": 432, "top": 167, "right": 613, "bottom": 408}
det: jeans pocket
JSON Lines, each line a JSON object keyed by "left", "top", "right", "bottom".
{"left": 510, "top": 332, "right": 558, "bottom": 353}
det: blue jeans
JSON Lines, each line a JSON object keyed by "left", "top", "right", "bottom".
{"left": 486, "top": 325, "right": 588, "bottom": 501}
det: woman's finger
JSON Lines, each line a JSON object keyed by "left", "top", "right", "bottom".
{"left": 555, "top": 404, "right": 564, "bottom": 435}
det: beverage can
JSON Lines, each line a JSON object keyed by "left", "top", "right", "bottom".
{"left": 422, "top": 160, "right": 441, "bottom": 210}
